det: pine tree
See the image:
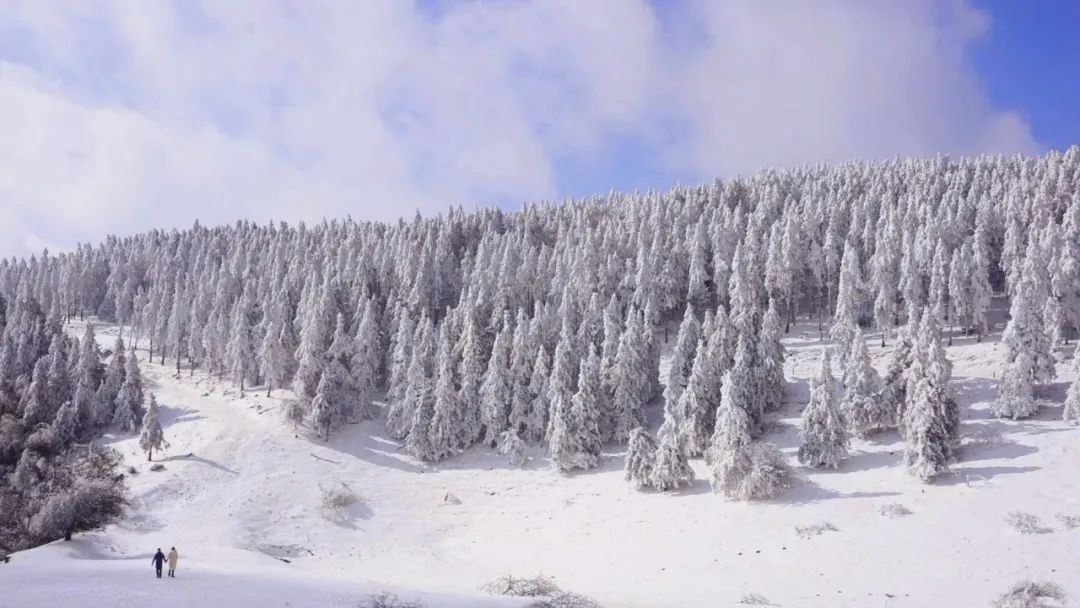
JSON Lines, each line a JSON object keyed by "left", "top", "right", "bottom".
{"left": 612, "top": 309, "right": 649, "bottom": 442}
{"left": 226, "top": 298, "right": 256, "bottom": 394}
{"left": 479, "top": 322, "right": 513, "bottom": 447}
{"left": 664, "top": 307, "right": 701, "bottom": 410}
{"left": 52, "top": 400, "right": 79, "bottom": 444}
{"left": 455, "top": 312, "right": 484, "bottom": 446}
{"left": 797, "top": 350, "right": 848, "bottom": 468}
{"left": 708, "top": 370, "right": 753, "bottom": 495}
{"left": 880, "top": 324, "right": 914, "bottom": 427}
{"left": 569, "top": 349, "right": 604, "bottom": 469}
{"left": 841, "top": 328, "right": 890, "bottom": 437}
{"left": 995, "top": 268, "right": 1055, "bottom": 419}
{"left": 21, "top": 358, "right": 52, "bottom": 426}
{"left": 386, "top": 316, "right": 434, "bottom": 440}
{"left": 903, "top": 313, "right": 958, "bottom": 481}
{"left": 523, "top": 349, "right": 550, "bottom": 443}
{"left": 757, "top": 300, "right": 786, "bottom": 413}
{"left": 651, "top": 409, "right": 694, "bottom": 491}
{"left": 624, "top": 427, "right": 658, "bottom": 490}
{"left": 138, "top": 394, "right": 169, "bottom": 461}
{"left": 351, "top": 301, "right": 379, "bottom": 420}
{"left": 678, "top": 338, "right": 714, "bottom": 457}
{"left": 113, "top": 347, "right": 144, "bottom": 432}
{"left": 830, "top": 240, "right": 862, "bottom": 368}
{"left": 94, "top": 336, "right": 126, "bottom": 427}
{"left": 547, "top": 389, "right": 577, "bottom": 473}
{"left": 1063, "top": 344, "right": 1080, "bottom": 424}
{"left": 427, "top": 322, "right": 461, "bottom": 461}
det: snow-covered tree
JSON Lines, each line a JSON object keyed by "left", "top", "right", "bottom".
{"left": 831, "top": 239, "right": 863, "bottom": 367}
{"left": 757, "top": 299, "right": 786, "bottom": 413}
{"left": 1063, "top": 344, "right": 1080, "bottom": 424}
{"left": 797, "top": 350, "right": 848, "bottom": 468}
{"left": 903, "top": 313, "right": 958, "bottom": 481}
{"left": 113, "top": 348, "right": 144, "bottom": 432}
{"left": 498, "top": 430, "right": 527, "bottom": 467}
{"left": 479, "top": 321, "right": 513, "bottom": 447}
{"left": 94, "top": 337, "right": 126, "bottom": 427}
{"left": 651, "top": 411, "right": 693, "bottom": 491}
{"left": 138, "top": 394, "right": 169, "bottom": 461}
{"left": 523, "top": 349, "right": 550, "bottom": 443}
{"left": 841, "top": 328, "right": 889, "bottom": 437}
{"left": 664, "top": 307, "right": 701, "bottom": 409}
{"left": 995, "top": 266, "right": 1056, "bottom": 419}
{"left": 428, "top": 322, "right": 462, "bottom": 461}
{"left": 624, "top": 427, "right": 658, "bottom": 490}
{"left": 611, "top": 309, "right": 649, "bottom": 442}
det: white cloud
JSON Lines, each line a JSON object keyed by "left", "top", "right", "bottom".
{"left": 0, "top": 0, "right": 1038, "bottom": 258}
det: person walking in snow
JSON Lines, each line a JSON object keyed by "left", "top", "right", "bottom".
{"left": 167, "top": 547, "right": 179, "bottom": 578}
{"left": 151, "top": 548, "right": 166, "bottom": 578}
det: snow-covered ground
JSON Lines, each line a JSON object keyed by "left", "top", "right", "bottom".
{"left": 4, "top": 315, "right": 1080, "bottom": 608}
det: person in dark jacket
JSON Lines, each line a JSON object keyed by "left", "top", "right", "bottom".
{"left": 151, "top": 548, "right": 166, "bottom": 578}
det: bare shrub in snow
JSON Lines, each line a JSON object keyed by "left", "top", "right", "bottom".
{"left": 737, "top": 593, "right": 774, "bottom": 605}
{"left": 483, "top": 574, "right": 561, "bottom": 597}
{"left": 320, "top": 481, "right": 359, "bottom": 523}
{"left": 360, "top": 592, "right": 424, "bottom": 608}
{"left": 991, "top": 580, "right": 1066, "bottom": 608}
{"left": 526, "top": 592, "right": 603, "bottom": 608}
{"left": 498, "top": 430, "right": 527, "bottom": 467}
{"left": 879, "top": 503, "right": 912, "bottom": 518}
{"left": 795, "top": 521, "right": 838, "bottom": 539}
{"left": 1055, "top": 513, "right": 1080, "bottom": 529}
{"left": 1006, "top": 512, "right": 1048, "bottom": 535}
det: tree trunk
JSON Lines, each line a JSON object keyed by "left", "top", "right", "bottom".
{"left": 64, "top": 529, "right": 72, "bottom": 541}
{"left": 266, "top": 382, "right": 272, "bottom": 398}
{"left": 148, "top": 447, "right": 153, "bottom": 462}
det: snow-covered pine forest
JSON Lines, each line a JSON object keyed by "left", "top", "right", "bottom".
{"left": 4, "top": 149, "right": 1080, "bottom": 572}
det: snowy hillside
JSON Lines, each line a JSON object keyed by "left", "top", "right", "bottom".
{"left": 4, "top": 314, "right": 1079, "bottom": 608}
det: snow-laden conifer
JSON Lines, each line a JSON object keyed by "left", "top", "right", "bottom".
{"left": 757, "top": 300, "right": 786, "bottom": 413}
{"left": 841, "top": 328, "right": 889, "bottom": 437}
{"left": 830, "top": 240, "right": 863, "bottom": 368}
{"left": 798, "top": 350, "right": 848, "bottom": 468}
{"left": 664, "top": 307, "right": 701, "bottom": 409}
{"left": 479, "top": 320, "right": 513, "bottom": 447}
{"left": 624, "top": 427, "right": 658, "bottom": 490}
{"left": 113, "top": 347, "right": 144, "bottom": 432}
{"left": 138, "top": 394, "right": 169, "bottom": 461}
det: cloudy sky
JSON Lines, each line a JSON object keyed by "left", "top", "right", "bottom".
{"left": 0, "top": 0, "right": 1076, "bottom": 259}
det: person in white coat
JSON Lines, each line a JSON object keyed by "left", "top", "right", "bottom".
{"left": 167, "top": 547, "right": 179, "bottom": 578}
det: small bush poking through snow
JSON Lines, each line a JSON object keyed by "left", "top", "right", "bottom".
{"left": 486, "top": 575, "right": 603, "bottom": 608}
{"left": 149, "top": 463, "right": 165, "bottom": 472}
{"left": 484, "top": 574, "right": 562, "bottom": 597}
{"left": 320, "top": 481, "right": 359, "bottom": 523}
{"left": 795, "top": 522, "right": 838, "bottom": 539}
{"left": 879, "top": 503, "right": 912, "bottom": 518}
{"left": 1006, "top": 512, "right": 1048, "bottom": 535}
{"left": 737, "top": 593, "right": 773, "bottom": 605}
{"left": 359, "top": 592, "right": 424, "bottom": 608}
{"left": 525, "top": 592, "right": 603, "bottom": 608}
{"left": 1055, "top": 513, "right": 1080, "bottom": 529}
{"left": 991, "top": 580, "right": 1066, "bottom": 608}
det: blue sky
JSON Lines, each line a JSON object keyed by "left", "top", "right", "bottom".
{"left": 973, "top": 0, "right": 1080, "bottom": 153}
{"left": 0, "top": 1, "right": 1071, "bottom": 258}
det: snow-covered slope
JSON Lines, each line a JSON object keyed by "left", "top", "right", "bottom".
{"left": 4, "top": 319, "right": 1080, "bottom": 608}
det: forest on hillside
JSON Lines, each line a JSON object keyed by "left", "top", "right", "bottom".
{"left": 4, "top": 149, "right": 1080, "bottom": 554}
